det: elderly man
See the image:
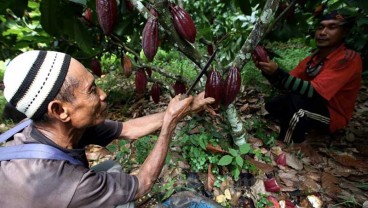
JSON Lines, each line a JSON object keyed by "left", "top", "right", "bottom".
{"left": 0, "top": 50, "right": 214, "bottom": 207}
{"left": 256, "top": 10, "right": 362, "bottom": 152}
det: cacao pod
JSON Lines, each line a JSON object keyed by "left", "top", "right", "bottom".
{"left": 252, "top": 45, "right": 268, "bottom": 67}
{"left": 121, "top": 55, "right": 133, "bottom": 78}
{"left": 314, "top": 4, "right": 325, "bottom": 17}
{"left": 264, "top": 177, "right": 281, "bottom": 192}
{"left": 172, "top": 80, "right": 186, "bottom": 95}
{"left": 90, "top": 58, "right": 102, "bottom": 77}
{"left": 135, "top": 68, "right": 148, "bottom": 93}
{"left": 169, "top": 4, "right": 196, "bottom": 43}
{"left": 223, "top": 67, "right": 241, "bottom": 106}
{"left": 142, "top": 9, "right": 159, "bottom": 62}
{"left": 96, "top": 0, "right": 117, "bottom": 35}
{"left": 151, "top": 83, "right": 161, "bottom": 104}
{"left": 205, "top": 68, "right": 223, "bottom": 108}
{"left": 145, "top": 67, "right": 152, "bottom": 77}
{"left": 83, "top": 8, "right": 93, "bottom": 22}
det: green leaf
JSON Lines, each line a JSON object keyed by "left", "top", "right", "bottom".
{"left": 229, "top": 148, "right": 238, "bottom": 157}
{"left": 72, "top": 19, "right": 94, "bottom": 55}
{"left": 218, "top": 155, "right": 233, "bottom": 166}
{"left": 239, "top": 143, "right": 251, "bottom": 154}
{"left": 235, "top": 156, "right": 244, "bottom": 167}
{"left": 232, "top": 167, "right": 241, "bottom": 181}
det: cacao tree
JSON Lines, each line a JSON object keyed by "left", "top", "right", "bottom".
{"left": 0, "top": 0, "right": 367, "bottom": 146}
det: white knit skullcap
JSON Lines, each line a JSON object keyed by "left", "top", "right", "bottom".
{"left": 4, "top": 50, "right": 71, "bottom": 119}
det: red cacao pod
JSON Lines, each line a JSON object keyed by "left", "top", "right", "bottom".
{"left": 90, "top": 58, "right": 102, "bottom": 77}
{"left": 142, "top": 9, "right": 159, "bottom": 62}
{"left": 205, "top": 68, "right": 223, "bottom": 108}
{"left": 275, "top": 152, "right": 286, "bottom": 166}
{"left": 151, "top": 83, "right": 161, "bottom": 103}
{"left": 252, "top": 45, "right": 269, "bottom": 64}
{"left": 135, "top": 68, "right": 148, "bottom": 93}
{"left": 169, "top": 4, "right": 196, "bottom": 43}
{"left": 96, "top": 0, "right": 117, "bottom": 35}
{"left": 173, "top": 80, "right": 186, "bottom": 95}
{"left": 223, "top": 67, "right": 241, "bottom": 106}
{"left": 121, "top": 55, "right": 133, "bottom": 78}
{"left": 264, "top": 177, "right": 281, "bottom": 193}
{"left": 83, "top": 8, "right": 93, "bottom": 22}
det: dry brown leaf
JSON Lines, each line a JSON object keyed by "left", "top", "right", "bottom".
{"left": 206, "top": 143, "right": 228, "bottom": 154}
{"left": 239, "top": 103, "right": 249, "bottom": 112}
{"left": 301, "top": 178, "right": 321, "bottom": 192}
{"left": 285, "top": 153, "right": 303, "bottom": 170}
{"left": 246, "top": 156, "right": 274, "bottom": 174}
{"left": 330, "top": 152, "right": 368, "bottom": 172}
{"left": 321, "top": 172, "right": 341, "bottom": 197}
{"left": 206, "top": 164, "right": 216, "bottom": 191}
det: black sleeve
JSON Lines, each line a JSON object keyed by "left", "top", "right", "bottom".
{"left": 80, "top": 120, "right": 123, "bottom": 147}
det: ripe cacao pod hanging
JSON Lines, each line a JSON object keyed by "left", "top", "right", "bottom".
{"left": 142, "top": 8, "right": 159, "bottom": 62}
{"left": 172, "top": 80, "right": 186, "bottom": 95}
{"left": 169, "top": 4, "right": 197, "bottom": 43}
{"left": 151, "top": 83, "right": 161, "bottom": 104}
{"left": 135, "top": 68, "right": 148, "bottom": 93}
{"left": 207, "top": 44, "right": 214, "bottom": 56}
{"left": 121, "top": 55, "right": 133, "bottom": 78}
{"left": 223, "top": 67, "right": 241, "bottom": 106}
{"left": 90, "top": 58, "right": 102, "bottom": 77}
{"left": 96, "top": 0, "right": 117, "bottom": 35}
{"left": 252, "top": 45, "right": 269, "bottom": 64}
{"left": 205, "top": 68, "right": 223, "bottom": 108}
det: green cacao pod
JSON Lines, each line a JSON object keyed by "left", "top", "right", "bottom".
{"left": 121, "top": 55, "right": 133, "bottom": 78}
{"left": 90, "top": 58, "right": 102, "bottom": 77}
{"left": 151, "top": 83, "right": 161, "bottom": 104}
{"left": 205, "top": 68, "right": 223, "bottom": 108}
{"left": 169, "top": 4, "right": 196, "bottom": 43}
{"left": 172, "top": 80, "right": 186, "bottom": 95}
{"left": 142, "top": 9, "right": 159, "bottom": 62}
{"left": 96, "top": 0, "right": 117, "bottom": 35}
{"left": 223, "top": 67, "right": 241, "bottom": 106}
{"left": 135, "top": 68, "right": 148, "bottom": 93}
{"left": 252, "top": 45, "right": 268, "bottom": 64}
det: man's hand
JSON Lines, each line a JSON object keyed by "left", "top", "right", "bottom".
{"left": 190, "top": 92, "right": 215, "bottom": 114}
{"left": 165, "top": 94, "right": 193, "bottom": 123}
{"left": 254, "top": 56, "right": 279, "bottom": 75}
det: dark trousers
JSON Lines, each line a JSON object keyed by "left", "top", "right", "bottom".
{"left": 265, "top": 93, "right": 330, "bottom": 143}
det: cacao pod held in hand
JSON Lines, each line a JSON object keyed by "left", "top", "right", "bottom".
{"left": 223, "top": 67, "right": 241, "bottom": 106}
{"left": 135, "top": 68, "right": 148, "bottom": 93}
{"left": 121, "top": 55, "right": 133, "bottom": 78}
{"left": 142, "top": 9, "right": 159, "bottom": 62}
{"left": 205, "top": 68, "right": 223, "bottom": 108}
{"left": 169, "top": 4, "right": 196, "bottom": 43}
{"left": 172, "top": 80, "right": 186, "bottom": 95}
{"left": 90, "top": 58, "right": 102, "bottom": 77}
{"left": 151, "top": 83, "right": 161, "bottom": 104}
{"left": 96, "top": 0, "right": 117, "bottom": 35}
{"left": 252, "top": 45, "right": 269, "bottom": 64}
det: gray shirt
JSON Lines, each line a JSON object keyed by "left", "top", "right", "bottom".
{"left": 0, "top": 120, "right": 138, "bottom": 208}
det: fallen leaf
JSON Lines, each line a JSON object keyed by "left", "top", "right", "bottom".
{"left": 206, "top": 164, "right": 216, "bottom": 191}
{"left": 285, "top": 153, "right": 303, "bottom": 170}
{"left": 206, "top": 143, "right": 228, "bottom": 154}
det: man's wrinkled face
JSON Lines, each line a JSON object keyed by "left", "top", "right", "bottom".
{"left": 66, "top": 58, "right": 107, "bottom": 128}
{"left": 315, "top": 19, "right": 347, "bottom": 49}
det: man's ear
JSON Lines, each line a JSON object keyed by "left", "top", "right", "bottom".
{"left": 48, "top": 100, "right": 71, "bottom": 122}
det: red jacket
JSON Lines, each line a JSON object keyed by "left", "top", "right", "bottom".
{"left": 290, "top": 44, "right": 362, "bottom": 132}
